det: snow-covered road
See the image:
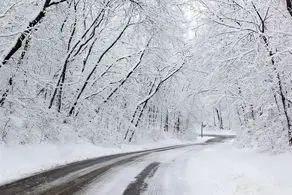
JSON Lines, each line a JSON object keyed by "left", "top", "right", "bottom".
{"left": 0, "top": 137, "right": 215, "bottom": 194}
{"left": 82, "top": 136, "right": 292, "bottom": 195}
{"left": 82, "top": 145, "right": 206, "bottom": 195}
{"left": 0, "top": 135, "right": 231, "bottom": 194}
{"left": 2, "top": 134, "right": 291, "bottom": 195}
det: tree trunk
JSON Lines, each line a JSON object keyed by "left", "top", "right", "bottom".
{"left": 164, "top": 110, "right": 169, "bottom": 132}
{"left": 252, "top": 3, "right": 292, "bottom": 145}
{"left": 215, "top": 108, "right": 224, "bottom": 129}
{"left": 287, "top": 0, "right": 292, "bottom": 17}
{"left": 1, "top": 0, "right": 67, "bottom": 66}
{"left": 68, "top": 18, "right": 131, "bottom": 116}
{"left": 124, "top": 80, "right": 156, "bottom": 141}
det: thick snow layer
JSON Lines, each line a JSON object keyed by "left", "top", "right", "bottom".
{"left": 183, "top": 141, "right": 292, "bottom": 195}
{"left": 0, "top": 136, "right": 210, "bottom": 185}
{"left": 145, "top": 140, "right": 292, "bottom": 195}
{"left": 79, "top": 138, "right": 292, "bottom": 195}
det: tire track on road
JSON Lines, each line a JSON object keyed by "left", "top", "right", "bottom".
{"left": 122, "top": 162, "right": 160, "bottom": 195}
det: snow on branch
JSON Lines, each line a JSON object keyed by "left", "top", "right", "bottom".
{"left": 67, "top": 16, "right": 133, "bottom": 116}
{"left": 0, "top": 1, "right": 20, "bottom": 19}
{"left": 137, "top": 61, "right": 185, "bottom": 106}
{"left": 101, "top": 36, "right": 152, "bottom": 106}
{"left": 1, "top": 0, "right": 68, "bottom": 67}
{"left": 48, "top": 0, "right": 68, "bottom": 7}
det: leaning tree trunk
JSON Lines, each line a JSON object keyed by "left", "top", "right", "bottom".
{"left": 286, "top": 1, "right": 292, "bottom": 145}
{"left": 0, "top": 34, "right": 33, "bottom": 107}
{"left": 1, "top": 0, "right": 67, "bottom": 66}
{"left": 252, "top": 3, "right": 292, "bottom": 145}
{"left": 68, "top": 17, "right": 131, "bottom": 116}
{"left": 287, "top": 0, "right": 292, "bottom": 17}
{"left": 124, "top": 80, "right": 156, "bottom": 141}
{"left": 0, "top": 0, "right": 67, "bottom": 106}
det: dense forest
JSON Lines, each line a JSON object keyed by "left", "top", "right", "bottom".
{"left": 0, "top": 0, "right": 292, "bottom": 152}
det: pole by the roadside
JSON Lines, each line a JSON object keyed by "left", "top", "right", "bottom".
{"left": 201, "top": 122, "right": 206, "bottom": 138}
{"left": 201, "top": 122, "right": 204, "bottom": 138}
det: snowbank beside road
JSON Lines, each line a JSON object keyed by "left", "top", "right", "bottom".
{"left": 184, "top": 140, "right": 292, "bottom": 195}
{"left": 0, "top": 136, "right": 210, "bottom": 185}
{"left": 146, "top": 138, "right": 292, "bottom": 195}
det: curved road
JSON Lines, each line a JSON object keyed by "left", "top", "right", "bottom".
{"left": 0, "top": 134, "right": 235, "bottom": 195}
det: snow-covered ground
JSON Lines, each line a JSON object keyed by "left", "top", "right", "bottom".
{"left": 147, "top": 140, "right": 292, "bottom": 195}
{"left": 3, "top": 129, "right": 291, "bottom": 195}
{"left": 0, "top": 136, "right": 210, "bottom": 185}
{"left": 78, "top": 134, "right": 292, "bottom": 195}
